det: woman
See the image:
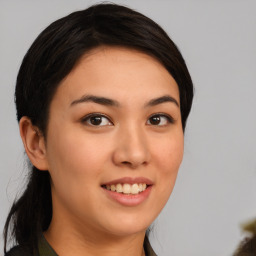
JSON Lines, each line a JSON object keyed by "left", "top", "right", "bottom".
{"left": 4, "top": 3, "right": 193, "bottom": 256}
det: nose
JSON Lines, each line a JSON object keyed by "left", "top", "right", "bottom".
{"left": 112, "top": 125, "right": 151, "bottom": 169}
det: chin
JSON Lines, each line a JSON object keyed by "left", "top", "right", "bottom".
{"left": 101, "top": 210, "right": 156, "bottom": 237}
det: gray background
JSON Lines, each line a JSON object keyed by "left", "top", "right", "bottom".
{"left": 1, "top": 0, "right": 256, "bottom": 255}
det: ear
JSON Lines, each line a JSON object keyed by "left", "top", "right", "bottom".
{"left": 19, "top": 116, "right": 49, "bottom": 171}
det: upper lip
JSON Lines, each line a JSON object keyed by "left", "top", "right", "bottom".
{"left": 102, "top": 177, "right": 153, "bottom": 186}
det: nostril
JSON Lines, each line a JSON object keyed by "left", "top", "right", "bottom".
{"left": 122, "top": 161, "right": 131, "bottom": 165}
{"left": 121, "top": 160, "right": 148, "bottom": 169}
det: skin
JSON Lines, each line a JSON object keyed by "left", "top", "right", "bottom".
{"left": 20, "top": 47, "right": 184, "bottom": 256}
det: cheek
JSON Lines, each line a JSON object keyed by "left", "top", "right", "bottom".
{"left": 45, "top": 125, "right": 110, "bottom": 184}
{"left": 163, "top": 140, "right": 184, "bottom": 172}
{"left": 152, "top": 132, "right": 184, "bottom": 191}
{"left": 45, "top": 126, "right": 111, "bottom": 212}
{"left": 153, "top": 131, "right": 184, "bottom": 170}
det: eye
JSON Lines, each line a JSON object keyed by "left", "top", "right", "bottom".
{"left": 147, "top": 114, "right": 174, "bottom": 126}
{"left": 82, "top": 114, "right": 113, "bottom": 126}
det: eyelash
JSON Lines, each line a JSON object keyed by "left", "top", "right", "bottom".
{"left": 81, "top": 113, "right": 174, "bottom": 127}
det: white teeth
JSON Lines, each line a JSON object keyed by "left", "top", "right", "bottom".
{"left": 116, "top": 183, "right": 123, "bottom": 193}
{"left": 123, "top": 184, "right": 131, "bottom": 194}
{"left": 131, "top": 184, "right": 139, "bottom": 194}
{"left": 105, "top": 183, "right": 148, "bottom": 194}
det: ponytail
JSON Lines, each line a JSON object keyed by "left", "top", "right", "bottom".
{"left": 4, "top": 168, "right": 52, "bottom": 253}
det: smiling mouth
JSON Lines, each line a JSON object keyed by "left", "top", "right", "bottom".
{"left": 101, "top": 183, "right": 149, "bottom": 195}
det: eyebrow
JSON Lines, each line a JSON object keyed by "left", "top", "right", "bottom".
{"left": 145, "top": 95, "right": 179, "bottom": 108}
{"left": 70, "top": 94, "right": 179, "bottom": 108}
{"left": 70, "top": 94, "right": 120, "bottom": 107}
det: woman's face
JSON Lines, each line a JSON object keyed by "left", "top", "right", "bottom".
{"left": 44, "top": 47, "right": 184, "bottom": 237}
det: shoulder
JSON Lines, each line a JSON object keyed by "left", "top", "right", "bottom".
{"left": 5, "top": 245, "right": 34, "bottom": 256}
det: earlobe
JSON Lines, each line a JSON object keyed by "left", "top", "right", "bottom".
{"left": 19, "top": 116, "right": 48, "bottom": 171}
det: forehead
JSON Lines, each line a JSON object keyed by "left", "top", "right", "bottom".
{"left": 52, "top": 46, "right": 180, "bottom": 107}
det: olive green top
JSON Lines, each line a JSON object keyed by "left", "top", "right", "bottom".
{"left": 38, "top": 235, "right": 57, "bottom": 256}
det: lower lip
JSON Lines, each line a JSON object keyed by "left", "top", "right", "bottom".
{"left": 102, "top": 186, "right": 152, "bottom": 206}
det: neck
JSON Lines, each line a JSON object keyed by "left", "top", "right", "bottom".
{"left": 44, "top": 215, "right": 146, "bottom": 256}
